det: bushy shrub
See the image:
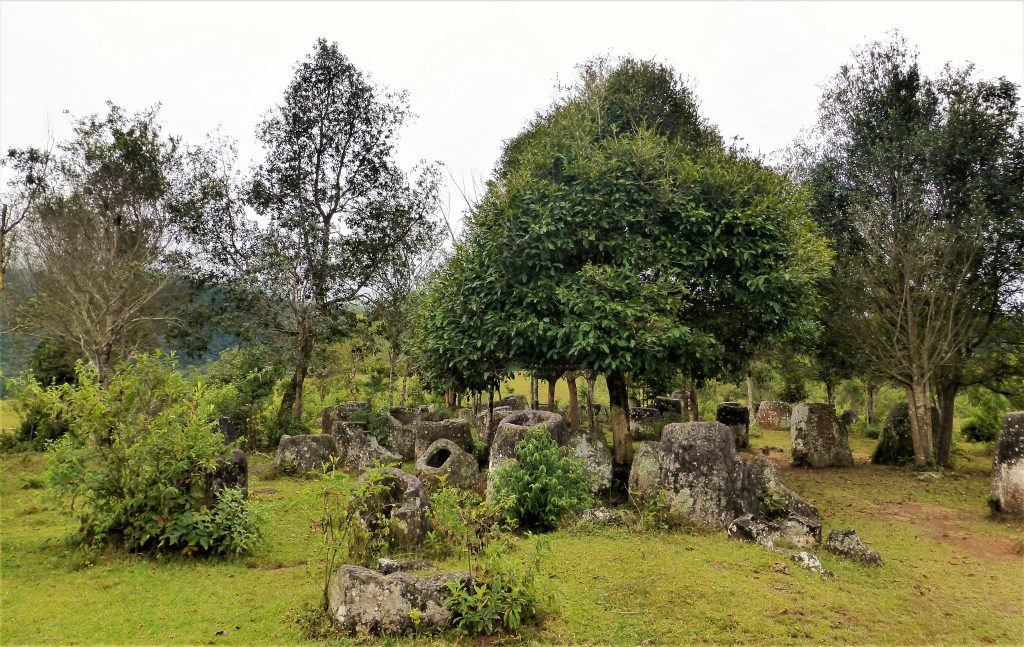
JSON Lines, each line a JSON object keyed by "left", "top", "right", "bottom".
{"left": 7, "top": 373, "right": 69, "bottom": 449}
{"left": 43, "top": 352, "right": 263, "bottom": 555}
{"left": 27, "top": 339, "right": 79, "bottom": 387}
{"left": 959, "top": 386, "right": 1011, "bottom": 443}
{"left": 961, "top": 418, "right": 999, "bottom": 443}
{"left": 443, "top": 537, "right": 550, "bottom": 636}
{"left": 760, "top": 489, "right": 790, "bottom": 521}
{"left": 205, "top": 346, "right": 281, "bottom": 448}
{"left": 491, "top": 427, "right": 593, "bottom": 530}
{"left": 427, "top": 481, "right": 508, "bottom": 562}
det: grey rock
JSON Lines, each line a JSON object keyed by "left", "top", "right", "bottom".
{"left": 756, "top": 401, "right": 792, "bottom": 431}
{"left": 579, "top": 507, "right": 617, "bottom": 525}
{"left": 323, "top": 406, "right": 401, "bottom": 471}
{"left": 494, "top": 394, "right": 528, "bottom": 410}
{"left": 356, "top": 467, "right": 431, "bottom": 548}
{"left": 568, "top": 428, "right": 613, "bottom": 496}
{"left": 727, "top": 513, "right": 820, "bottom": 550}
{"left": 203, "top": 448, "right": 248, "bottom": 505}
{"left": 872, "top": 403, "right": 938, "bottom": 466}
{"left": 654, "top": 396, "right": 684, "bottom": 415}
{"left": 375, "top": 558, "right": 434, "bottom": 575}
{"left": 838, "top": 409, "right": 859, "bottom": 431}
{"left": 383, "top": 415, "right": 416, "bottom": 461}
{"left": 328, "top": 564, "right": 468, "bottom": 635}
{"left": 629, "top": 407, "right": 663, "bottom": 441}
{"left": 790, "top": 403, "right": 854, "bottom": 468}
{"left": 276, "top": 434, "right": 338, "bottom": 474}
{"left": 717, "top": 402, "right": 750, "bottom": 450}
{"left": 627, "top": 441, "right": 662, "bottom": 498}
{"left": 788, "top": 551, "right": 834, "bottom": 576}
{"left": 825, "top": 529, "right": 882, "bottom": 566}
{"left": 412, "top": 419, "right": 473, "bottom": 458}
{"left": 748, "top": 455, "right": 819, "bottom": 519}
{"left": 215, "top": 416, "right": 239, "bottom": 445}
{"left": 991, "top": 411, "right": 1024, "bottom": 514}
{"left": 488, "top": 410, "right": 567, "bottom": 493}
{"left": 415, "top": 438, "right": 480, "bottom": 489}
{"left": 474, "top": 406, "right": 513, "bottom": 449}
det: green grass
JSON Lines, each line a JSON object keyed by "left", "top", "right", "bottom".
{"left": 0, "top": 398, "right": 22, "bottom": 433}
{"left": 2, "top": 430, "right": 1022, "bottom": 645}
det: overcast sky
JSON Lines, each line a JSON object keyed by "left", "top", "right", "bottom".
{"left": 2, "top": 1, "right": 1022, "bottom": 222}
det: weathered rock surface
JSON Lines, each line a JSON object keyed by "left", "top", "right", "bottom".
{"left": 991, "top": 411, "right": 1024, "bottom": 514}
{"left": 215, "top": 416, "right": 239, "bottom": 445}
{"left": 328, "top": 565, "right": 468, "bottom": 635}
{"left": 494, "top": 394, "right": 528, "bottom": 410}
{"left": 203, "top": 448, "right": 248, "bottom": 505}
{"left": 717, "top": 402, "right": 750, "bottom": 450}
{"left": 627, "top": 441, "right": 662, "bottom": 497}
{"left": 872, "top": 403, "right": 938, "bottom": 465}
{"left": 579, "top": 507, "right": 617, "bottom": 526}
{"left": 488, "top": 410, "right": 567, "bottom": 479}
{"left": 788, "top": 551, "right": 833, "bottom": 576}
{"left": 654, "top": 396, "right": 684, "bottom": 415}
{"left": 838, "top": 409, "right": 859, "bottom": 431}
{"left": 727, "top": 513, "right": 821, "bottom": 550}
{"left": 375, "top": 558, "right": 434, "bottom": 575}
{"left": 412, "top": 419, "right": 473, "bottom": 458}
{"left": 474, "top": 406, "right": 513, "bottom": 449}
{"left": 824, "top": 529, "right": 882, "bottom": 566}
{"left": 357, "top": 467, "right": 431, "bottom": 548}
{"left": 323, "top": 406, "right": 401, "bottom": 471}
{"left": 655, "top": 422, "right": 757, "bottom": 527}
{"left": 414, "top": 438, "right": 480, "bottom": 489}
{"left": 276, "top": 434, "right": 338, "bottom": 474}
{"left": 568, "top": 427, "right": 613, "bottom": 496}
{"left": 629, "top": 407, "right": 663, "bottom": 441}
{"left": 790, "top": 403, "right": 854, "bottom": 468}
{"left": 748, "top": 456, "right": 819, "bottom": 519}
{"left": 757, "top": 401, "right": 792, "bottom": 431}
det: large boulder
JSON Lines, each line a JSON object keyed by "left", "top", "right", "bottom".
{"left": 328, "top": 565, "right": 469, "bottom": 635}
{"left": 276, "top": 434, "right": 338, "bottom": 474}
{"left": 655, "top": 422, "right": 758, "bottom": 527}
{"left": 627, "top": 441, "right": 662, "bottom": 497}
{"left": 488, "top": 410, "right": 567, "bottom": 477}
{"left": 494, "top": 394, "right": 528, "bottom": 410}
{"left": 357, "top": 467, "right": 431, "bottom": 548}
{"left": 474, "top": 406, "right": 513, "bottom": 449}
{"left": 629, "top": 407, "right": 663, "bottom": 441}
{"left": 991, "top": 412, "right": 1024, "bottom": 514}
{"left": 412, "top": 419, "right": 473, "bottom": 458}
{"left": 872, "top": 403, "right": 938, "bottom": 465}
{"left": 824, "top": 529, "right": 882, "bottom": 566}
{"left": 748, "top": 455, "right": 819, "bottom": 519}
{"left": 323, "top": 406, "right": 401, "bottom": 471}
{"left": 415, "top": 438, "right": 480, "bottom": 490}
{"left": 568, "top": 427, "right": 613, "bottom": 496}
{"left": 790, "top": 404, "right": 854, "bottom": 468}
{"left": 838, "top": 409, "right": 859, "bottom": 431}
{"left": 215, "top": 416, "right": 239, "bottom": 445}
{"left": 756, "top": 401, "right": 792, "bottom": 430}
{"left": 717, "top": 402, "right": 750, "bottom": 450}
{"left": 202, "top": 448, "right": 248, "bottom": 506}
{"left": 727, "top": 513, "right": 822, "bottom": 550}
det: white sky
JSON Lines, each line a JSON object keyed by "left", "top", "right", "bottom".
{"left": 2, "top": 1, "right": 1022, "bottom": 222}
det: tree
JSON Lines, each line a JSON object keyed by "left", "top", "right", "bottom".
{"left": 0, "top": 146, "right": 52, "bottom": 295}
{"left": 420, "top": 58, "right": 829, "bottom": 471}
{"left": 808, "top": 35, "right": 1024, "bottom": 465}
{"left": 7, "top": 104, "right": 188, "bottom": 383}
{"left": 186, "top": 39, "right": 440, "bottom": 429}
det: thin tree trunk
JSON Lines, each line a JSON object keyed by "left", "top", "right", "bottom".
{"left": 935, "top": 378, "right": 959, "bottom": 467}
{"left": 279, "top": 329, "right": 314, "bottom": 430}
{"left": 487, "top": 387, "right": 495, "bottom": 443}
{"left": 387, "top": 352, "right": 397, "bottom": 408}
{"left": 688, "top": 381, "right": 700, "bottom": 421}
{"left": 530, "top": 376, "right": 538, "bottom": 410}
{"left": 746, "top": 372, "right": 754, "bottom": 413}
{"left": 566, "top": 370, "right": 580, "bottom": 431}
{"left": 866, "top": 382, "right": 876, "bottom": 426}
{"left": 497, "top": 384, "right": 502, "bottom": 400}
{"left": 547, "top": 379, "right": 557, "bottom": 410}
{"left": 825, "top": 381, "right": 836, "bottom": 409}
{"left": 400, "top": 358, "right": 408, "bottom": 406}
{"left": 906, "top": 378, "right": 935, "bottom": 467}
{"left": 585, "top": 371, "right": 597, "bottom": 432}
{"left": 607, "top": 369, "right": 631, "bottom": 467}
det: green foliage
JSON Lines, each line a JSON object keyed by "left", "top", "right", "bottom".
{"left": 491, "top": 428, "right": 593, "bottom": 530}
{"left": 42, "top": 352, "right": 262, "bottom": 555}
{"left": 26, "top": 340, "right": 79, "bottom": 387}
{"left": 426, "top": 480, "right": 508, "bottom": 566}
{"left": 443, "top": 537, "right": 550, "bottom": 636}
{"left": 205, "top": 345, "right": 281, "bottom": 447}
{"left": 759, "top": 489, "right": 790, "bottom": 521}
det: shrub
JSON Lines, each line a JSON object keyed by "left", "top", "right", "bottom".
{"left": 427, "top": 480, "right": 508, "bottom": 565}
{"left": 961, "top": 418, "right": 999, "bottom": 443}
{"left": 43, "top": 352, "right": 263, "bottom": 555}
{"left": 491, "top": 427, "right": 593, "bottom": 530}
{"left": 760, "top": 488, "right": 790, "bottom": 521}
{"left": 205, "top": 346, "right": 281, "bottom": 448}
{"left": 443, "top": 536, "right": 550, "bottom": 636}
{"left": 7, "top": 373, "right": 69, "bottom": 448}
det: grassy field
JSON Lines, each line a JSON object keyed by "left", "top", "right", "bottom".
{"left": 2, "top": 427, "right": 1021, "bottom": 645}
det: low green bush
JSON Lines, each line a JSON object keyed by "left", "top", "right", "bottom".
{"left": 491, "top": 427, "right": 593, "bottom": 530}
{"left": 42, "top": 352, "right": 263, "bottom": 555}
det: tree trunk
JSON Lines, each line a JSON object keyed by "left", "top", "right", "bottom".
{"left": 547, "top": 379, "right": 556, "bottom": 410}
{"left": 400, "top": 358, "right": 408, "bottom": 406}
{"left": 565, "top": 370, "right": 580, "bottom": 431}
{"left": 279, "top": 329, "right": 314, "bottom": 430}
{"left": 387, "top": 352, "right": 397, "bottom": 408}
{"left": 866, "top": 382, "right": 876, "bottom": 426}
{"left": 935, "top": 378, "right": 959, "bottom": 467}
{"left": 607, "top": 369, "right": 631, "bottom": 467}
{"left": 688, "top": 383, "right": 700, "bottom": 421}
{"left": 487, "top": 386, "right": 494, "bottom": 444}
{"left": 905, "top": 378, "right": 935, "bottom": 467}
{"left": 530, "top": 376, "right": 538, "bottom": 410}
{"left": 746, "top": 372, "right": 754, "bottom": 413}
{"left": 825, "top": 380, "right": 836, "bottom": 409}
{"left": 585, "top": 371, "right": 597, "bottom": 432}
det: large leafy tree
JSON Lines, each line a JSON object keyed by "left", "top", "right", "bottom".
{"left": 187, "top": 39, "right": 440, "bottom": 429}
{"left": 807, "top": 35, "right": 1024, "bottom": 465}
{"left": 420, "top": 58, "right": 829, "bottom": 469}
